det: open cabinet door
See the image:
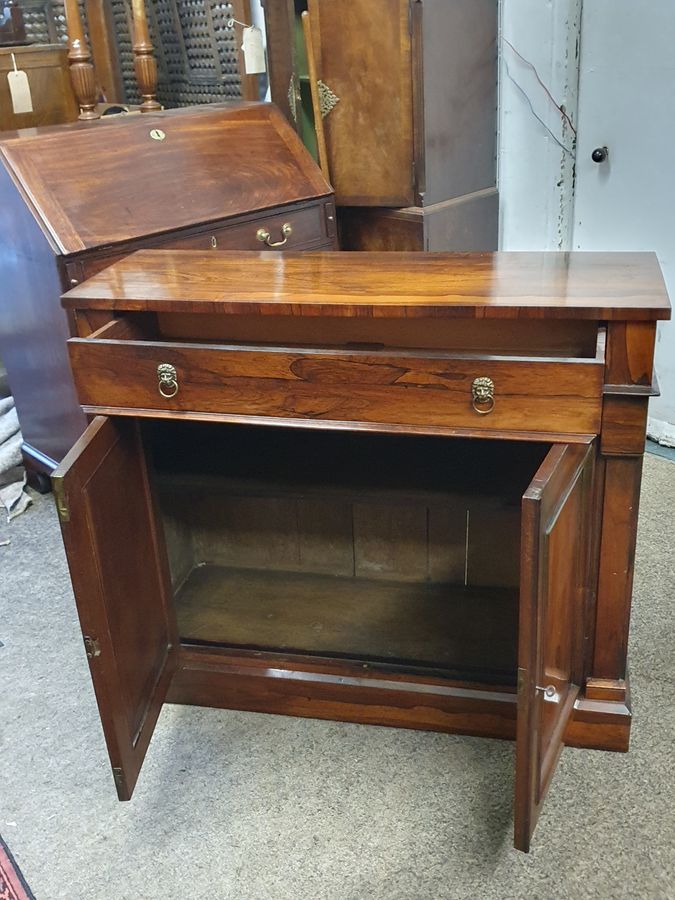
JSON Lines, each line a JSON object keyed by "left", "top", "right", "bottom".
{"left": 52, "top": 416, "right": 178, "bottom": 800}
{"left": 515, "top": 443, "right": 594, "bottom": 851}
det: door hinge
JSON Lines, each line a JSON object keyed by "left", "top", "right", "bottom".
{"left": 412, "top": 159, "right": 417, "bottom": 193}
{"left": 52, "top": 476, "right": 70, "bottom": 523}
{"left": 83, "top": 635, "right": 101, "bottom": 659}
{"left": 408, "top": 0, "right": 413, "bottom": 35}
{"left": 517, "top": 666, "right": 526, "bottom": 695}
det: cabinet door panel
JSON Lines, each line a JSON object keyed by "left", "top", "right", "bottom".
{"left": 52, "top": 416, "right": 178, "bottom": 799}
{"left": 310, "top": 0, "right": 414, "bottom": 206}
{"left": 515, "top": 443, "right": 594, "bottom": 851}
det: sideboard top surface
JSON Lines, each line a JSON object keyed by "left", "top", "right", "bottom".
{"left": 0, "top": 103, "right": 332, "bottom": 256}
{"left": 63, "top": 250, "right": 672, "bottom": 321}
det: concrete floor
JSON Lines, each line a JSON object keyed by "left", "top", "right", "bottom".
{"left": 1, "top": 453, "right": 674, "bottom": 900}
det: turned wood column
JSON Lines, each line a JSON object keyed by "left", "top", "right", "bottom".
{"left": 132, "top": 0, "right": 161, "bottom": 112}
{"left": 64, "top": 0, "right": 100, "bottom": 120}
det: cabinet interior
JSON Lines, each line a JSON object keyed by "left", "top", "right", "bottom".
{"left": 148, "top": 421, "right": 551, "bottom": 685}
{"left": 101, "top": 312, "right": 601, "bottom": 359}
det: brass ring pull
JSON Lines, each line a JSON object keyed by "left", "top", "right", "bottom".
{"left": 157, "top": 363, "right": 178, "bottom": 399}
{"left": 471, "top": 377, "right": 495, "bottom": 415}
{"left": 256, "top": 223, "right": 293, "bottom": 247}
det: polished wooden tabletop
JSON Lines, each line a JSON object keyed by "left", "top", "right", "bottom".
{"left": 63, "top": 250, "right": 672, "bottom": 320}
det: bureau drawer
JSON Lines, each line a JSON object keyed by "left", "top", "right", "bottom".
{"left": 68, "top": 318, "right": 605, "bottom": 436}
{"left": 157, "top": 203, "right": 333, "bottom": 252}
{"left": 63, "top": 201, "right": 337, "bottom": 287}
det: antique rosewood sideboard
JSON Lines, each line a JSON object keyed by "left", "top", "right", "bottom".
{"left": 0, "top": 102, "right": 335, "bottom": 483}
{"left": 55, "top": 251, "right": 670, "bottom": 851}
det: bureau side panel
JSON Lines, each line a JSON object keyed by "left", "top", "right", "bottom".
{"left": 0, "top": 164, "right": 86, "bottom": 468}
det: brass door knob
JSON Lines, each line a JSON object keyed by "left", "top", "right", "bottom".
{"left": 471, "top": 377, "right": 495, "bottom": 414}
{"left": 256, "top": 222, "right": 292, "bottom": 247}
{"left": 157, "top": 363, "right": 178, "bottom": 398}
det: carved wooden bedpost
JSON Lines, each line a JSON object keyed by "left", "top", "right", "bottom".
{"left": 131, "top": 0, "right": 161, "bottom": 112}
{"left": 64, "top": 0, "right": 100, "bottom": 120}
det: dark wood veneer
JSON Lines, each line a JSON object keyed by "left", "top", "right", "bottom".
{"left": 54, "top": 251, "right": 670, "bottom": 851}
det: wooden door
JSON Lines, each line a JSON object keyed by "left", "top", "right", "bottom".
{"left": 52, "top": 416, "right": 178, "bottom": 800}
{"left": 309, "top": 0, "right": 415, "bottom": 206}
{"left": 515, "top": 443, "right": 594, "bottom": 851}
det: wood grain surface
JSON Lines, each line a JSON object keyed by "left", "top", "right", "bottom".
{"left": 0, "top": 103, "right": 332, "bottom": 254}
{"left": 63, "top": 250, "right": 672, "bottom": 320}
{"left": 68, "top": 337, "right": 604, "bottom": 434}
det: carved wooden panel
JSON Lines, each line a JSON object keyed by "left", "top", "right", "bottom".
{"left": 21, "top": 0, "right": 86, "bottom": 45}
{"left": 21, "top": 0, "right": 256, "bottom": 107}
{"left": 110, "top": 0, "right": 257, "bottom": 106}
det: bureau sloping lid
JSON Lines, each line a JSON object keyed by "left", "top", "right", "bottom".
{"left": 0, "top": 102, "right": 331, "bottom": 255}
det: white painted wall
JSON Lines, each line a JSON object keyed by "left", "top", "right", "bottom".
{"left": 499, "top": 0, "right": 674, "bottom": 433}
{"left": 573, "top": 0, "right": 675, "bottom": 435}
{"left": 498, "top": 0, "right": 581, "bottom": 251}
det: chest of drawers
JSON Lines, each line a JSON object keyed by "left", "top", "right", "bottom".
{"left": 0, "top": 102, "right": 335, "bottom": 483}
{"left": 55, "top": 250, "right": 670, "bottom": 851}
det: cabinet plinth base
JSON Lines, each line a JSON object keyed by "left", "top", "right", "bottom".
{"left": 22, "top": 441, "right": 57, "bottom": 493}
{"left": 167, "top": 646, "right": 632, "bottom": 752}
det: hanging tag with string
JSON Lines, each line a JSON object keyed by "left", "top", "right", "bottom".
{"left": 7, "top": 52, "right": 33, "bottom": 115}
{"left": 228, "top": 17, "right": 266, "bottom": 74}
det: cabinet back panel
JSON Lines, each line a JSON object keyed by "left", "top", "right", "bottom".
{"left": 150, "top": 423, "right": 547, "bottom": 591}
{"left": 158, "top": 478, "right": 520, "bottom": 589}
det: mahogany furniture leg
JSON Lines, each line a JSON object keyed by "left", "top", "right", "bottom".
{"left": 64, "top": 0, "right": 100, "bottom": 120}
{"left": 132, "top": 0, "right": 161, "bottom": 113}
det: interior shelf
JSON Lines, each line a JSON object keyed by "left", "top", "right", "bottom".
{"left": 176, "top": 564, "right": 519, "bottom": 680}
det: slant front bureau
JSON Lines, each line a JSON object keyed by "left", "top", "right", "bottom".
{"left": 0, "top": 102, "right": 335, "bottom": 481}
{"left": 55, "top": 251, "right": 670, "bottom": 851}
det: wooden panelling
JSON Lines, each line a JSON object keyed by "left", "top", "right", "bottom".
{"left": 515, "top": 443, "right": 592, "bottom": 852}
{"left": 310, "top": 0, "right": 415, "bottom": 206}
{"left": 0, "top": 44, "right": 78, "bottom": 130}
{"left": 168, "top": 647, "right": 519, "bottom": 740}
{"left": 52, "top": 417, "right": 178, "bottom": 800}
{"left": 353, "top": 503, "right": 427, "bottom": 581}
{"left": 600, "top": 395, "right": 650, "bottom": 455}
{"left": 606, "top": 321, "right": 657, "bottom": 386}
{"left": 593, "top": 456, "right": 644, "bottom": 680}
{"left": 339, "top": 191, "right": 500, "bottom": 253}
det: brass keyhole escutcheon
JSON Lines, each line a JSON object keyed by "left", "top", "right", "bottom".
{"left": 210, "top": 235, "right": 218, "bottom": 249}
{"left": 157, "top": 363, "right": 178, "bottom": 398}
{"left": 471, "top": 377, "right": 495, "bottom": 414}
{"left": 150, "top": 128, "right": 166, "bottom": 142}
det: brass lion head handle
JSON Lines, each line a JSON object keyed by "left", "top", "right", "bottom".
{"left": 157, "top": 363, "right": 178, "bottom": 399}
{"left": 471, "top": 376, "right": 495, "bottom": 415}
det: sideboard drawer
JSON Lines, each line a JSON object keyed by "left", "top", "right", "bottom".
{"left": 68, "top": 318, "right": 605, "bottom": 436}
{"left": 158, "top": 203, "right": 333, "bottom": 253}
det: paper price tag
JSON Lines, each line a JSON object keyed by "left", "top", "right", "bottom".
{"left": 242, "top": 26, "right": 266, "bottom": 74}
{"left": 7, "top": 54, "right": 33, "bottom": 115}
